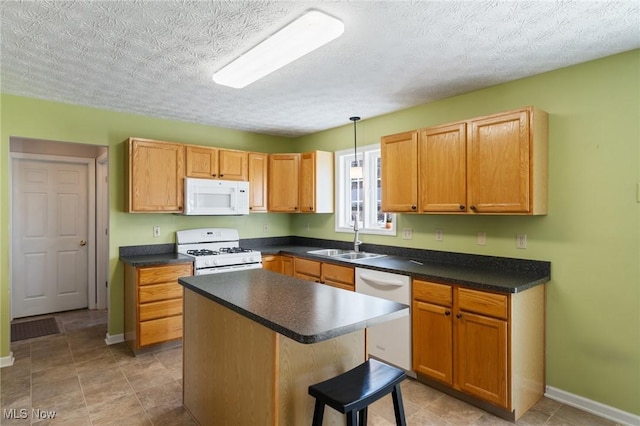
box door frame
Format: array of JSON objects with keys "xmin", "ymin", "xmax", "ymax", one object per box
[
  {"xmin": 9, "ymin": 152, "xmax": 96, "ymax": 320},
  {"xmin": 95, "ymin": 152, "xmax": 109, "ymax": 310}
]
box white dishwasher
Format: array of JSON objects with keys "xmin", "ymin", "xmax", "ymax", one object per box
[{"xmin": 355, "ymin": 267, "xmax": 413, "ymax": 374}]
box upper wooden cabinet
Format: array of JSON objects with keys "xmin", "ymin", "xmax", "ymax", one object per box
[
  {"xmin": 381, "ymin": 107, "xmax": 548, "ymax": 215},
  {"xmin": 268, "ymin": 151, "xmax": 333, "ymax": 213},
  {"xmin": 419, "ymin": 123, "xmax": 467, "ymax": 212},
  {"xmin": 299, "ymin": 151, "xmax": 333, "ymax": 213},
  {"xmin": 185, "ymin": 145, "xmax": 248, "ymax": 181},
  {"xmin": 381, "ymin": 131, "xmax": 419, "ymax": 212},
  {"xmin": 268, "ymin": 153, "xmax": 300, "ymax": 212},
  {"xmin": 125, "ymin": 138, "xmax": 185, "ymax": 213},
  {"xmin": 248, "ymin": 152, "xmax": 268, "ymax": 212}
]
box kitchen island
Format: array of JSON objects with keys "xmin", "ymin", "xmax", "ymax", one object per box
[{"xmin": 178, "ymin": 269, "xmax": 408, "ymax": 426}]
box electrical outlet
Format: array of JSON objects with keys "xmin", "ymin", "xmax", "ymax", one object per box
[
  {"xmin": 263, "ymin": 224, "xmax": 269, "ymax": 233},
  {"xmin": 516, "ymin": 234, "xmax": 527, "ymax": 249},
  {"xmin": 402, "ymin": 228, "xmax": 412, "ymax": 239},
  {"xmin": 477, "ymin": 232, "xmax": 486, "ymax": 246},
  {"xmin": 153, "ymin": 226, "xmax": 160, "ymax": 238},
  {"xmin": 435, "ymin": 229, "xmax": 443, "ymax": 242}
]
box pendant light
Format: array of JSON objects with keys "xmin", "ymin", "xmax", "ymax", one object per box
[{"xmin": 349, "ymin": 116, "xmax": 362, "ymax": 179}]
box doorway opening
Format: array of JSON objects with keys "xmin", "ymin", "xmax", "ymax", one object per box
[{"xmin": 9, "ymin": 137, "xmax": 109, "ymax": 321}]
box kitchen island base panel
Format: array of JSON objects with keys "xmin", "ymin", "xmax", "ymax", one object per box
[{"xmin": 183, "ymin": 288, "xmax": 365, "ymax": 426}]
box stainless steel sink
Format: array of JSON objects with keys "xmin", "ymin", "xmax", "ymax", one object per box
[
  {"xmin": 332, "ymin": 252, "xmax": 386, "ymax": 260},
  {"xmin": 307, "ymin": 248, "xmax": 354, "ymax": 256},
  {"xmin": 307, "ymin": 248, "xmax": 386, "ymax": 261}
]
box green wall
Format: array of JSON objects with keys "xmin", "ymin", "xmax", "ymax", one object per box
[
  {"xmin": 292, "ymin": 50, "xmax": 640, "ymax": 415},
  {"xmin": 1, "ymin": 50, "xmax": 638, "ymax": 416}
]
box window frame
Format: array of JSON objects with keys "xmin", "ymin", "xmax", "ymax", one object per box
[{"xmin": 334, "ymin": 143, "xmax": 396, "ymax": 236}]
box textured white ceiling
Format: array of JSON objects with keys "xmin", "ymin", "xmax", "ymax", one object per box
[{"xmin": 1, "ymin": 1, "xmax": 639, "ymax": 138}]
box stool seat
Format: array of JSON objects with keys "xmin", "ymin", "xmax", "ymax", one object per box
[{"xmin": 308, "ymin": 358, "xmax": 407, "ymax": 426}]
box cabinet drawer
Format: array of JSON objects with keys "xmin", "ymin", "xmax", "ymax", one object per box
[
  {"xmin": 139, "ymin": 316, "xmax": 182, "ymax": 347},
  {"xmin": 138, "ymin": 263, "xmax": 193, "ymax": 285},
  {"xmin": 294, "ymin": 258, "xmax": 321, "ymax": 278},
  {"xmin": 324, "ymin": 280, "xmax": 355, "ymax": 292},
  {"xmin": 322, "ymin": 263, "xmax": 354, "ymax": 285},
  {"xmin": 139, "ymin": 299, "xmax": 183, "ymax": 321},
  {"xmin": 139, "ymin": 283, "xmax": 183, "ymax": 303},
  {"xmin": 458, "ymin": 288, "xmax": 508, "ymax": 320},
  {"xmin": 295, "ymin": 272, "xmax": 321, "ymax": 283},
  {"xmin": 413, "ymin": 280, "xmax": 452, "ymax": 306}
]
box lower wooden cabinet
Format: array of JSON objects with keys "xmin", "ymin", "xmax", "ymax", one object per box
[
  {"xmin": 293, "ymin": 257, "xmax": 354, "ymax": 291},
  {"xmin": 124, "ymin": 262, "xmax": 193, "ymax": 354},
  {"xmin": 412, "ymin": 279, "xmax": 545, "ymax": 421}
]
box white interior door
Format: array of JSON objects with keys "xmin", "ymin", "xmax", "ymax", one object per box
[{"xmin": 11, "ymin": 155, "xmax": 93, "ymax": 318}]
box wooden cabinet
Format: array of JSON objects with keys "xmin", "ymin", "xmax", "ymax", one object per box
[
  {"xmin": 412, "ymin": 281, "xmax": 453, "ymax": 385},
  {"xmin": 262, "ymin": 255, "xmax": 281, "ymax": 273},
  {"xmin": 268, "ymin": 151, "xmax": 333, "ymax": 213},
  {"xmin": 281, "ymin": 255, "xmax": 294, "ymax": 276},
  {"xmin": 125, "ymin": 138, "xmax": 185, "ymax": 213},
  {"xmin": 124, "ymin": 262, "xmax": 192, "ymax": 354},
  {"xmin": 299, "ymin": 151, "xmax": 334, "ymax": 213},
  {"xmin": 248, "ymin": 152, "xmax": 268, "ymax": 212},
  {"xmin": 293, "ymin": 257, "xmax": 354, "ymax": 291},
  {"xmin": 412, "ymin": 279, "xmax": 545, "ymax": 421},
  {"xmin": 419, "ymin": 123, "xmax": 467, "ymax": 212},
  {"xmin": 321, "ymin": 262, "xmax": 355, "ymax": 291},
  {"xmin": 381, "ymin": 131, "xmax": 419, "ymax": 212},
  {"xmin": 382, "ymin": 107, "xmax": 548, "ymax": 215},
  {"xmin": 185, "ymin": 145, "xmax": 248, "ymax": 181},
  {"xmin": 268, "ymin": 153, "xmax": 300, "ymax": 212}
]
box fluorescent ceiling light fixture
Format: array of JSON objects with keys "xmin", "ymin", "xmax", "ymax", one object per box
[{"xmin": 212, "ymin": 10, "xmax": 344, "ymax": 89}]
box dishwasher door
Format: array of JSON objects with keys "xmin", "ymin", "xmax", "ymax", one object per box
[{"xmin": 355, "ymin": 268, "xmax": 412, "ymax": 373}]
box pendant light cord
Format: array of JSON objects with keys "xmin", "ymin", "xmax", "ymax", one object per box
[{"xmin": 349, "ymin": 116, "xmax": 362, "ymax": 250}]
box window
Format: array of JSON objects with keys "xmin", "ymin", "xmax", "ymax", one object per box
[{"xmin": 335, "ymin": 144, "xmax": 396, "ymax": 235}]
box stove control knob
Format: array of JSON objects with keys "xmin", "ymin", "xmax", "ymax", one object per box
[
  {"xmin": 242, "ymin": 257, "xmax": 248, "ymax": 263},
  {"xmin": 205, "ymin": 260, "xmax": 213, "ymax": 266},
  {"xmin": 213, "ymin": 259, "xmax": 219, "ymax": 265}
]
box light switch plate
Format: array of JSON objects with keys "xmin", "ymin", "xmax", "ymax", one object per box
[{"xmin": 402, "ymin": 228, "xmax": 412, "ymax": 239}]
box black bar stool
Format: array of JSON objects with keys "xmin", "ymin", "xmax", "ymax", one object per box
[{"xmin": 308, "ymin": 358, "xmax": 407, "ymax": 426}]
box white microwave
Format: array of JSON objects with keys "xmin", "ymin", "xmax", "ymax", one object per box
[{"xmin": 183, "ymin": 178, "xmax": 250, "ymax": 215}]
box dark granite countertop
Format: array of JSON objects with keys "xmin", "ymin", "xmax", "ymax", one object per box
[
  {"xmin": 255, "ymin": 243, "xmax": 550, "ymax": 294},
  {"xmin": 119, "ymin": 243, "xmax": 193, "ymax": 267},
  {"xmin": 178, "ymin": 269, "xmax": 409, "ymax": 344}
]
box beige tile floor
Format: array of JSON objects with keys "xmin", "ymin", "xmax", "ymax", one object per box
[{"xmin": 1, "ymin": 309, "xmax": 620, "ymax": 425}]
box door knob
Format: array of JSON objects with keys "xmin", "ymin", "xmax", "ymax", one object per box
[{"xmin": 80, "ymin": 240, "xmax": 87, "ymax": 246}]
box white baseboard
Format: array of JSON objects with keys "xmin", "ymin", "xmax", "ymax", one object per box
[
  {"xmin": 104, "ymin": 333, "xmax": 124, "ymax": 345},
  {"xmin": 545, "ymin": 386, "xmax": 640, "ymax": 426},
  {"xmin": 0, "ymin": 352, "xmax": 15, "ymax": 368}
]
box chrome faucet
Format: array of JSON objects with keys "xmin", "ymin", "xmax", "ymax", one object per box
[{"xmin": 353, "ymin": 221, "xmax": 362, "ymax": 252}]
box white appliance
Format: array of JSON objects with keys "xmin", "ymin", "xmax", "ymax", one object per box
[
  {"xmin": 183, "ymin": 178, "xmax": 250, "ymax": 215},
  {"xmin": 176, "ymin": 228, "xmax": 262, "ymax": 275},
  {"xmin": 355, "ymin": 267, "xmax": 413, "ymax": 374}
]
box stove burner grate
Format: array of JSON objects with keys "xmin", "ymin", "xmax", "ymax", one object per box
[{"xmin": 187, "ymin": 249, "xmax": 218, "ymax": 256}]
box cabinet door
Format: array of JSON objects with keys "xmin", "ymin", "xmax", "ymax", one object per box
[
  {"xmin": 322, "ymin": 263, "xmax": 354, "ymax": 291},
  {"xmin": 185, "ymin": 145, "xmax": 218, "ymax": 178},
  {"xmin": 467, "ymin": 109, "xmax": 530, "ymax": 213},
  {"xmin": 127, "ymin": 139, "xmax": 185, "ymax": 212},
  {"xmin": 381, "ymin": 131, "xmax": 418, "ymax": 212},
  {"xmin": 419, "ymin": 123, "xmax": 467, "ymax": 212},
  {"xmin": 456, "ymin": 311, "xmax": 508, "ymax": 408},
  {"xmin": 219, "ymin": 150, "xmax": 248, "ymax": 181},
  {"xmin": 261, "ymin": 255, "xmax": 281, "ymax": 273},
  {"xmin": 268, "ymin": 154, "xmax": 300, "ymax": 212},
  {"xmin": 413, "ymin": 300, "xmax": 453, "ymax": 385},
  {"xmin": 281, "ymin": 256, "xmax": 294, "ymax": 276},
  {"xmin": 299, "ymin": 152, "xmax": 316, "ymax": 212},
  {"xmin": 248, "ymin": 153, "xmax": 268, "ymax": 212}
]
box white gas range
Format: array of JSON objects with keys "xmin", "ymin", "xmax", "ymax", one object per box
[{"xmin": 176, "ymin": 228, "xmax": 262, "ymax": 275}]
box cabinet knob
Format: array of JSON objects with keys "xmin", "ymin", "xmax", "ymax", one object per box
[
  {"xmin": 459, "ymin": 205, "xmax": 465, "ymax": 210},
  {"xmin": 456, "ymin": 313, "xmax": 462, "ymax": 319},
  {"xmin": 294, "ymin": 207, "xmax": 298, "ymax": 210},
  {"xmin": 445, "ymin": 310, "xmax": 451, "ymax": 316},
  {"xmin": 310, "ymin": 207, "xmax": 314, "ymax": 211},
  {"xmin": 212, "ymin": 174, "xmax": 217, "ymax": 177},
  {"xmin": 470, "ymin": 205, "xmax": 477, "ymax": 211},
  {"xmin": 411, "ymin": 205, "xmax": 417, "ymax": 210},
  {"xmin": 220, "ymin": 174, "xmax": 224, "ymax": 177},
  {"xmin": 249, "ymin": 207, "xmax": 253, "ymax": 210}
]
